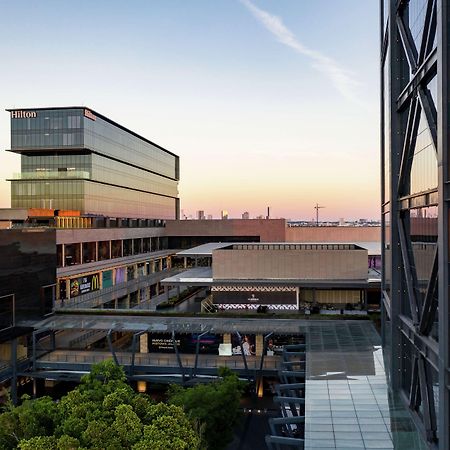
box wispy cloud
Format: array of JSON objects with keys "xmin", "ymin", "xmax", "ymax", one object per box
[{"xmin": 240, "ymin": 0, "xmax": 362, "ymax": 104}]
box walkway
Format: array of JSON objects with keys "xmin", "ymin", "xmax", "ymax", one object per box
[{"xmin": 303, "ymin": 321, "xmax": 427, "ymax": 450}]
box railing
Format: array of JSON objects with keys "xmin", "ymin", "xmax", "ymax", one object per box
[
  {"xmin": 39, "ymin": 352, "xmax": 281, "ymax": 371},
  {"xmin": 12, "ymin": 171, "xmax": 90, "ymax": 180},
  {"xmin": 55, "ymin": 268, "xmax": 183, "ymax": 309}
]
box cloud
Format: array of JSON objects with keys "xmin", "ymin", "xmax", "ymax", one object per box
[{"xmin": 240, "ymin": 0, "xmax": 362, "ymax": 104}]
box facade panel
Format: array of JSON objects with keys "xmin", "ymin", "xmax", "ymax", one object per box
[{"xmin": 381, "ymin": 1, "xmax": 448, "ymax": 446}]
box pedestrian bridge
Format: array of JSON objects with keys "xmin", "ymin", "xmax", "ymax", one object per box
[{"xmin": 27, "ymin": 349, "xmax": 286, "ymax": 383}]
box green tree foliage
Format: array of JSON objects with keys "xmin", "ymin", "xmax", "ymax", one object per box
[
  {"xmin": 1, "ymin": 360, "xmax": 200, "ymax": 450},
  {"xmin": 169, "ymin": 367, "xmax": 245, "ymax": 450}
]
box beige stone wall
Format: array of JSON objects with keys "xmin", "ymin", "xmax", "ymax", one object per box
[
  {"xmin": 285, "ymin": 226, "xmax": 380, "ymax": 243},
  {"xmin": 212, "ymin": 248, "xmax": 368, "ymax": 280},
  {"xmin": 164, "ymin": 219, "xmax": 287, "ymax": 242}
]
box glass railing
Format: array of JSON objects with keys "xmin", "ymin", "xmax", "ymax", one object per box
[{"xmin": 12, "ymin": 171, "xmax": 90, "ymax": 180}]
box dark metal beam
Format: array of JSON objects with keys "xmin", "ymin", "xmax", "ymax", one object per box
[
  {"xmin": 418, "ymin": 356, "xmax": 437, "ymax": 441},
  {"xmin": 396, "ymin": 14, "xmax": 418, "ymax": 71},
  {"xmin": 193, "ymin": 331, "xmax": 208, "ymax": 378},
  {"xmin": 409, "ymin": 355, "xmax": 420, "ymax": 410},
  {"xmin": 397, "ymin": 48, "xmax": 437, "ymax": 110},
  {"xmin": 235, "ymin": 331, "xmax": 250, "ymax": 381},
  {"xmin": 106, "ymin": 329, "xmax": 119, "ymax": 366},
  {"xmin": 172, "ymin": 330, "xmax": 185, "ymax": 384},
  {"xmin": 419, "ymin": 246, "xmax": 439, "ymax": 335},
  {"xmin": 398, "ymin": 314, "xmax": 439, "ymax": 371},
  {"xmin": 11, "ymin": 339, "xmax": 17, "ymax": 406},
  {"xmin": 397, "ymin": 214, "xmax": 420, "ymax": 323}
]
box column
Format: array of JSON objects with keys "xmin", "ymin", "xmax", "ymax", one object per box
[{"xmin": 138, "ymin": 334, "xmax": 148, "ymax": 392}]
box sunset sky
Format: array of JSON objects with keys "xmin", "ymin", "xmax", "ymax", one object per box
[{"xmin": 0, "ymin": 0, "xmax": 379, "ymax": 221}]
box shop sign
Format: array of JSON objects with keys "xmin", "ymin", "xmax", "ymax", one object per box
[{"xmin": 70, "ymin": 273, "xmax": 100, "ymax": 297}]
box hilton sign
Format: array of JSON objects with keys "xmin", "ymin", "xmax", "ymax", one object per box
[
  {"xmin": 84, "ymin": 109, "xmax": 96, "ymax": 121},
  {"xmin": 10, "ymin": 110, "xmax": 37, "ymax": 119}
]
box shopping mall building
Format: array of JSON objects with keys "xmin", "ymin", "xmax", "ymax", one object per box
[{"xmin": 0, "ymin": 106, "xmax": 381, "ymax": 412}]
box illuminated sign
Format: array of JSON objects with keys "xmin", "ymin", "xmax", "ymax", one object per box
[
  {"xmin": 84, "ymin": 109, "xmax": 96, "ymax": 121},
  {"xmin": 70, "ymin": 273, "xmax": 100, "ymax": 297},
  {"xmin": 11, "ymin": 110, "xmax": 37, "ymax": 119}
]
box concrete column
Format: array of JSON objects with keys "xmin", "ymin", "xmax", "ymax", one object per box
[
  {"xmin": 184, "ymin": 257, "xmax": 187, "ymax": 269},
  {"xmin": 79, "ymin": 243, "xmax": 83, "ymax": 265},
  {"xmin": 65, "ymin": 279, "xmax": 70, "ymax": 301},
  {"xmin": 109, "ymin": 240, "xmax": 112, "ymax": 259},
  {"xmin": 138, "ymin": 334, "xmax": 148, "ymax": 392},
  {"xmin": 61, "ymin": 244, "xmax": 65, "ymax": 268},
  {"xmin": 95, "ymin": 241, "xmax": 98, "ymax": 262},
  {"xmin": 159, "ymin": 259, "xmax": 163, "ymax": 272},
  {"xmin": 140, "ymin": 333, "xmax": 148, "ymax": 352},
  {"xmin": 255, "ymin": 335, "xmax": 264, "ymax": 356}
]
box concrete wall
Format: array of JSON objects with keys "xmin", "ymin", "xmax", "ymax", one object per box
[
  {"xmin": 212, "ymin": 248, "xmax": 368, "ymax": 280},
  {"xmin": 165, "ymin": 219, "xmax": 287, "ymax": 242},
  {"xmin": 285, "ymin": 226, "xmax": 381, "ymax": 242},
  {"xmin": 57, "ymin": 227, "xmax": 166, "ymax": 244}
]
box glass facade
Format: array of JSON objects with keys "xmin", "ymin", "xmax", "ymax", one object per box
[
  {"xmin": 382, "ymin": 1, "xmax": 444, "ymax": 446},
  {"xmin": 9, "ymin": 107, "xmax": 179, "ymax": 219}
]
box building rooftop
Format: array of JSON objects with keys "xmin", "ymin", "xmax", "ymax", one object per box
[
  {"xmin": 176, "ymin": 241, "xmax": 381, "ymax": 258},
  {"xmin": 6, "ymin": 106, "xmax": 178, "ymax": 158}
]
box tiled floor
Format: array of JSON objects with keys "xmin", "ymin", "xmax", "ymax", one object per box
[{"xmin": 302, "ymin": 321, "xmax": 428, "ymax": 450}]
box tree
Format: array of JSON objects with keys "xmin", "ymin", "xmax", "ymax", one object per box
[
  {"xmin": 0, "ymin": 395, "xmax": 60, "ymax": 448},
  {"xmin": 132, "ymin": 404, "xmax": 200, "ymax": 450},
  {"xmin": 169, "ymin": 368, "xmax": 245, "ymax": 450},
  {"xmin": 0, "ymin": 360, "xmax": 201, "ymax": 449}
]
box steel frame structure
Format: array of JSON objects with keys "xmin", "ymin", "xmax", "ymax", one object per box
[{"xmin": 381, "ymin": 0, "xmax": 450, "ymax": 447}]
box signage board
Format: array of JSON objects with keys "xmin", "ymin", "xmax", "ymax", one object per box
[
  {"xmin": 70, "ymin": 273, "xmax": 100, "ymax": 298},
  {"xmin": 11, "ymin": 110, "xmax": 37, "ymax": 119}
]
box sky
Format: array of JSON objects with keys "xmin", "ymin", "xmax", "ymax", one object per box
[{"xmin": 0, "ymin": 0, "xmax": 380, "ymax": 221}]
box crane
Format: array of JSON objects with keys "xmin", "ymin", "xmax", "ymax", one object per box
[{"xmin": 314, "ymin": 203, "xmax": 325, "ymax": 226}]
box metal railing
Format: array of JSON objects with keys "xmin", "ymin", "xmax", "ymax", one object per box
[
  {"xmin": 39, "ymin": 352, "xmax": 281, "ymax": 371},
  {"xmin": 12, "ymin": 171, "xmax": 90, "ymax": 180},
  {"xmin": 55, "ymin": 268, "xmax": 183, "ymax": 309}
]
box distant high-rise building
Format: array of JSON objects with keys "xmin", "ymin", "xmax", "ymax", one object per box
[
  {"xmin": 197, "ymin": 210, "xmax": 205, "ymax": 220},
  {"xmin": 242, "ymin": 211, "xmax": 250, "ymax": 220},
  {"xmin": 339, "ymin": 218, "xmax": 345, "ymax": 226},
  {"xmin": 207, "ymin": 214, "xmax": 213, "ymax": 220},
  {"xmin": 381, "ymin": 1, "xmax": 449, "ymax": 447},
  {"xmin": 221, "ymin": 210, "xmax": 228, "ymax": 220}
]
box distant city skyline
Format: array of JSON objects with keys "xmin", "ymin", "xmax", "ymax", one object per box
[{"xmin": 0, "ymin": 1, "xmax": 379, "ymax": 219}]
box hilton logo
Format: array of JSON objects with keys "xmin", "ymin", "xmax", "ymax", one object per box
[
  {"xmin": 84, "ymin": 109, "xmax": 96, "ymax": 121},
  {"xmin": 11, "ymin": 110, "xmax": 37, "ymax": 119}
]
